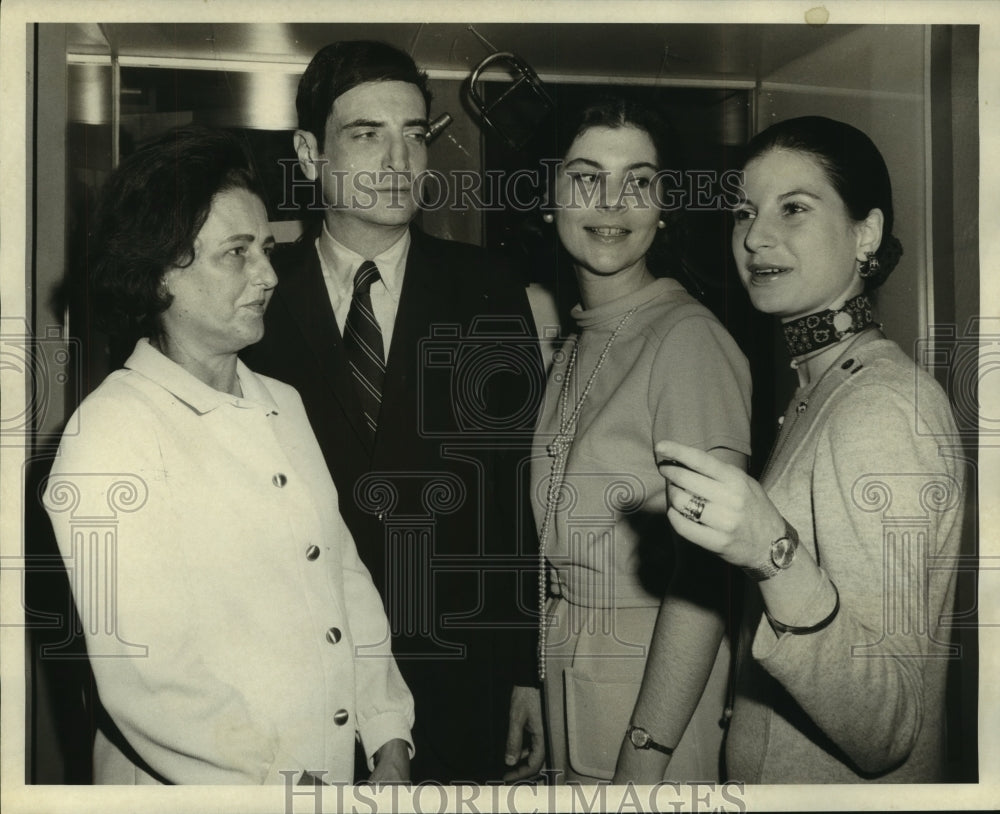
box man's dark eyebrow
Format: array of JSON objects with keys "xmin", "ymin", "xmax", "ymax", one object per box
[
  {"xmin": 340, "ymin": 118, "xmax": 384, "ymax": 131},
  {"xmin": 339, "ymin": 118, "xmax": 430, "ymax": 131}
]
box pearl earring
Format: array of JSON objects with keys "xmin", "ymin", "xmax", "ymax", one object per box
[
  {"xmin": 542, "ymin": 212, "xmax": 554, "ymax": 224},
  {"xmin": 657, "ymin": 220, "xmax": 665, "ymax": 230}
]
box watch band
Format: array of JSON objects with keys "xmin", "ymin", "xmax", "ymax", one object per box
[
  {"xmin": 742, "ymin": 519, "xmax": 799, "ymax": 582},
  {"xmin": 626, "ymin": 725, "xmax": 675, "ymax": 756},
  {"xmin": 742, "ymin": 555, "xmax": 781, "ymax": 582}
]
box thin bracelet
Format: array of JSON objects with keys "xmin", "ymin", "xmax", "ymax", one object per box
[{"xmin": 765, "ymin": 581, "xmax": 840, "ymax": 635}]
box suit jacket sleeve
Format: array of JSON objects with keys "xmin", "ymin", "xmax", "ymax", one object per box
[{"xmin": 482, "ymin": 253, "xmax": 546, "ymax": 688}]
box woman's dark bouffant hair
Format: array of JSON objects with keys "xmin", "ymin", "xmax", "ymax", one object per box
[
  {"xmin": 89, "ymin": 126, "xmax": 261, "ymax": 337},
  {"xmin": 557, "ymin": 94, "xmax": 679, "ymax": 172},
  {"xmin": 554, "ymin": 95, "xmax": 688, "ymax": 280},
  {"xmin": 742, "ymin": 116, "xmax": 903, "ymax": 291}
]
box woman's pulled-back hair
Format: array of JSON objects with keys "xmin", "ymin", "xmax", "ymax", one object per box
[{"xmin": 742, "ymin": 115, "xmax": 903, "ymax": 290}]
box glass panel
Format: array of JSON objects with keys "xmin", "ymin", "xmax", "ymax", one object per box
[{"xmin": 118, "ymin": 68, "xmax": 303, "ymax": 223}]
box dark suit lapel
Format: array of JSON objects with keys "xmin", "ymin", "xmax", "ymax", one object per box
[
  {"xmin": 275, "ymin": 241, "xmax": 374, "ymax": 455},
  {"xmin": 375, "ymin": 229, "xmax": 439, "ymax": 456}
]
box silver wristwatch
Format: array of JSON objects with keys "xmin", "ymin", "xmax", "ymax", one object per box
[{"xmin": 743, "ymin": 520, "xmax": 799, "ymax": 582}]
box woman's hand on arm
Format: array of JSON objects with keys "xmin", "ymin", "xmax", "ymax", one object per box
[
  {"xmin": 656, "ymin": 440, "xmax": 784, "ymax": 570},
  {"xmin": 655, "ymin": 440, "xmax": 830, "ymax": 629}
]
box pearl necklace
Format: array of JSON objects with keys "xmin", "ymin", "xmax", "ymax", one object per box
[{"xmin": 537, "ymin": 306, "xmax": 638, "ymax": 681}]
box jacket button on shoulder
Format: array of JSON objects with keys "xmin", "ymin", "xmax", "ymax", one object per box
[
  {"xmin": 272, "ymin": 473, "xmax": 288, "ymax": 488},
  {"xmin": 325, "ymin": 627, "xmax": 342, "ymax": 644},
  {"xmin": 306, "ymin": 545, "xmax": 321, "ymax": 561},
  {"xmin": 333, "ymin": 709, "xmax": 350, "ymax": 726}
]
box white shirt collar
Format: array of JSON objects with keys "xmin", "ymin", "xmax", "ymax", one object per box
[{"xmin": 316, "ymin": 223, "xmax": 409, "ymax": 297}]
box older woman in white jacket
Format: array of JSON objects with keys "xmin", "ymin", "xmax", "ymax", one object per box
[{"xmin": 44, "ymin": 126, "xmax": 413, "ymax": 785}]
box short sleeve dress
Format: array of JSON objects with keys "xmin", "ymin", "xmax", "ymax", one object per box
[{"xmin": 531, "ymin": 278, "xmax": 752, "ymax": 782}]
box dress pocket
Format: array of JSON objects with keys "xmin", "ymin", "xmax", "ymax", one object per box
[{"xmin": 563, "ymin": 665, "xmax": 642, "ymax": 781}]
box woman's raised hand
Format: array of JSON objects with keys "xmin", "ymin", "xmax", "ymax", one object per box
[{"xmin": 655, "ymin": 439, "xmax": 786, "ymax": 571}]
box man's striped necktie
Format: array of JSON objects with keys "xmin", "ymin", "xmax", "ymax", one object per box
[{"xmin": 343, "ymin": 260, "xmax": 385, "ymax": 437}]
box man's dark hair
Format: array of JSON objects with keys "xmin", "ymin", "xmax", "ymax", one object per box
[{"xmin": 296, "ymin": 40, "xmax": 432, "ymax": 145}]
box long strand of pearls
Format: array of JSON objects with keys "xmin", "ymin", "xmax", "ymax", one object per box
[{"xmin": 537, "ymin": 306, "xmax": 638, "ymax": 681}]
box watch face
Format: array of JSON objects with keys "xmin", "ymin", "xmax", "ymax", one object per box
[
  {"xmin": 771, "ymin": 537, "xmax": 795, "ymax": 569},
  {"xmin": 629, "ymin": 727, "xmax": 650, "ymax": 748}
]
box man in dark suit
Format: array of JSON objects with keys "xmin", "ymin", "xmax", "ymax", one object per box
[{"xmin": 243, "ymin": 41, "xmax": 545, "ymax": 784}]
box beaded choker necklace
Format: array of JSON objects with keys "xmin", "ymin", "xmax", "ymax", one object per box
[{"xmin": 782, "ymin": 293, "xmax": 875, "ymax": 357}]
